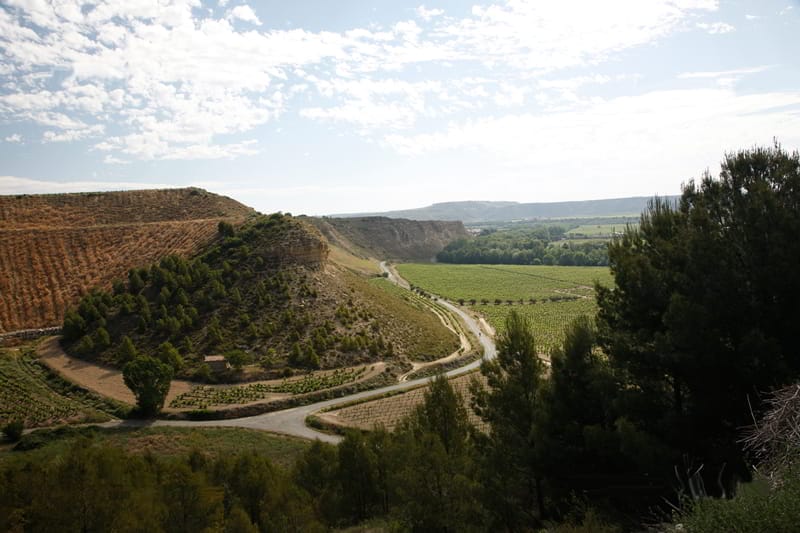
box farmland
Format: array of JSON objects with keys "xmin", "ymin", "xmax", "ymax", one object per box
[
  {"xmin": 396, "ymin": 263, "xmax": 613, "ymax": 353},
  {"xmin": 0, "ymin": 347, "xmax": 118, "ymax": 428},
  {"xmin": 321, "ymin": 372, "xmax": 487, "ymax": 432},
  {"xmin": 170, "ymin": 366, "xmax": 370, "ymax": 409},
  {"xmin": 0, "ymin": 188, "xmax": 252, "ymax": 332}
]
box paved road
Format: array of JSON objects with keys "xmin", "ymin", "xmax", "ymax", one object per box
[{"xmin": 98, "ymin": 263, "xmax": 496, "ymax": 444}]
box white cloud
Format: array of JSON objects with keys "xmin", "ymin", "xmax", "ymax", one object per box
[
  {"xmin": 0, "ymin": 176, "xmax": 176, "ymax": 195},
  {"xmin": 227, "ymin": 5, "xmax": 262, "ymax": 26},
  {"xmin": 779, "ymin": 5, "xmax": 794, "ymax": 16},
  {"xmin": 384, "ymin": 88, "xmax": 800, "ymax": 199},
  {"xmin": 4, "ymin": 134, "xmax": 22, "ymax": 143},
  {"xmin": 745, "ymin": 14, "xmax": 761, "ymax": 20},
  {"xmin": 697, "ymin": 21, "xmax": 735, "ymax": 34},
  {"xmin": 0, "ymin": 0, "xmax": 727, "ymax": 161},
  {"xmin": 416, "ymin": 5, "xmax": 444, "ymax": 22}
]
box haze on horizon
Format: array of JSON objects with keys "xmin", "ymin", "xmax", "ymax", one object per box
[{"xmin": 1, "ymin": 0, "xmax": 799, "ymax": 216}]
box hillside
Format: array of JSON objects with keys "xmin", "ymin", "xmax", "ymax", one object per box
[
  {"xmin": 61, "ymin": 213, "xmax": 459, "ymax": 381},
  {"xmin": 310, "ymin": 216, "xmax": 469, "ymax": 262},
  {"xmin": 333, "ymin": 196, "xmax": 679, "ymax": 223},
  {"xmin": 0, "ymin": 188, "xmax": 254, "ymax": 333}
]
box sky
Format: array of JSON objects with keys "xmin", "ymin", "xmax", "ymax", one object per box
[{"xmin": 0, "ymin": 0, "xmax": 798, "ymax": 216}]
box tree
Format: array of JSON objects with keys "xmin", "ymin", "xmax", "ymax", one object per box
[
  {"xmin": 596, "ymin": 142, "xmax": 800, "ymax": 490},
  {"xmin": 117, "ymin": 335, "xmax": 138, "ymax": 364},
  {"xmin": 158, "ymin": 341, "xmax": 184, "ymax": 371},
  {"xmin": 471, "ymin": 310, "xmax": 548, "ymax": 529},
  {"xmin": 393, "ymin": 374, "xmax": 484, "ymax": 531},
  {"xmin": 123, "ymin": 356, "xmax": 174, "ymax": 416}
]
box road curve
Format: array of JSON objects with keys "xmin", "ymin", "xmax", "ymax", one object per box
[{"xmin": 98, "ymin": 262, "xmax": 496, "ymax": 444}]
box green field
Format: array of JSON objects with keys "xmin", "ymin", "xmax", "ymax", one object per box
[
  {"xmin": 566, "ymin": 223, "xmax": 634, "ymax": 237},
  {"xmin": 396, "ymin": 264, "xmax": 614, "ymax": 354},
  {"xmin": 0, "ymin": 348, "xmax": 118, "ymax": 428},
  {"xmin": 396, "ymin": 264, "xmax": 612, "ymax": 301},
  {"xmin": 1, "ymin": 426, "xmax": 310, "ymax": 469}
]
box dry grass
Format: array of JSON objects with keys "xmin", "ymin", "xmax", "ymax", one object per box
[{"xmin": 0, "ymin": 188, "xmax": 252, "ymax": 332}]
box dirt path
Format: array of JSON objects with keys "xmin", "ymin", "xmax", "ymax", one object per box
[{"xmin": 37, "ymin": 337, "xmax": 193, "ymax": 406}]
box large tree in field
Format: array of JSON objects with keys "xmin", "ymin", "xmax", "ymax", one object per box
[
  {"xmin": 596, "ymin": 143, "xmax": 800, "ymax": 483},
  {"xmin": 123, "ymin": 356, "xmax": 174, "ymax": 416}
]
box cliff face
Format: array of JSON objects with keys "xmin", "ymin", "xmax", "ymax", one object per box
[
  {"xmin": 310, "ymin": 216, "xmax": 469, "ymax": 262},
  {"xmin": 259, "ymin": 219, "xmax": 329, "ymax": 266}
]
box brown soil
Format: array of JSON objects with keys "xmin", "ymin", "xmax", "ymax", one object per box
[
  {"xmin": 37, "ymin": 337, "xmax": 193, "ymax": 406},
  {"xmin": 0, "ymin": 188, "xmax": 252, "ymax": 332}
]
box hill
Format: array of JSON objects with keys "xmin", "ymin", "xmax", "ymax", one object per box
[
  {"xmin": 61, "ymin": 213, "xmax": 459, "ymax": 381},
  {"xmin": 309, "ymin": 216, "xmax": 469, "ymax": 262},
  {"xmin": 333, "ymin": 196, "xmax": 679, "ymax": 223},
  {"xmin": 0, "ymin": 188, "xmax": 254, "ymax": 333}
]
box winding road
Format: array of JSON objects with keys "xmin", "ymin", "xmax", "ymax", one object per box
[{"xmin": 97, "ymin": 262, "xmax": 497, "ymax": 443}]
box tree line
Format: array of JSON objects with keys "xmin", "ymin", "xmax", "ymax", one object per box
[{"xmin": 437, "ymin": 229, "xmax": 609, "ymax": 266}]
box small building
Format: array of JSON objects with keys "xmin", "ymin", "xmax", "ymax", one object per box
[{"xmin": 204, "ymin": 355, "xmax": 229, "ymax": 373}]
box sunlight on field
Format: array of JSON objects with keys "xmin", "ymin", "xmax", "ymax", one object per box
[{"xmin": 397, "ymin": 263, "xmax": 614, "ymax": 353}]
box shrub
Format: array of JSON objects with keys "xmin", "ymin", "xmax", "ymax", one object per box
[{"xmin": 3, "ymin": 420, "xmax": 24, "ymax": 442}]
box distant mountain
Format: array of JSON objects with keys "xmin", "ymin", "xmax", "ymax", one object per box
[{"xmin": 333, "ymin": 197, "xmax": 678, "ymax": 223}]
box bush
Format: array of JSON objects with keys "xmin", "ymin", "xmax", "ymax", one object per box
[{"xmin": 3, "ymin": 420, "xmax": 24, "ymax": 442}]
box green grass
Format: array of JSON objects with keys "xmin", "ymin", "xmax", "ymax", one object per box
[
  {"xmin": 396, "ymin": 263, "xmax": 612, "ymax": 302},
  {"xmin": 0, "ymin": 348, "xmax": 116, "ymax": 428},
  {"xmin": 476, "ymin": 299, "xmax": 598, "ymax": 353},
  {"xmin": 1, "ymin": 425, "xmax": 310, "ymax": 469},
  {"xmin": 566, "ymin": 223, "xmax": 634, "ymax": 237},
  {"xmin": 357, "ymin": 276, "xmax": 460, "ymax": 360},
  {"xmin": 396, "ymin": 264, "xmax": 614, "ymax": 354}
]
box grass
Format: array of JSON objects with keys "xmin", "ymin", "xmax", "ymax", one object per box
[
  {"xmin": 328, "ymin": 244, "xmax": 381, "ymax": 275},
  {"xmin": 396, "ymin": 263, "xmax": 614, "ymax": 354},
  {"xmin": 1, "ymin": 425, "xmax": 310, "ymax": 469},
  {"xmin": 566, "ymin": 223, "xmax": 635, "ymax": 237},
  {"xmin": 476, "ymin": 299, "xmax": 599, "ymax": 353},
  {"xmin": 0, "ymin": 347, "xmax": 119, "ymax": 428},
  {"xmin": 396, "ymin": 263, "xmax": 612, "ymax": 302},
  {"xmin": 353, "ymin": 275, "xmax": 460, "ymax": 361}
]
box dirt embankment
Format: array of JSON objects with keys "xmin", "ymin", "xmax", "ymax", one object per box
[{"xmin": 309, "ymin": 216, "xmax": 469, "ymax": 262}]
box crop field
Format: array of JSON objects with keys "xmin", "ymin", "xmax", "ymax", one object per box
[
  {"xmin": 396, "ymin": 263, "xmax": 613, "ymax": 353},
  {"xmin": 566, "ymin": 223, "xmax": 633, "ymax": 237},
  {"xmin": 327, "ymin": 373, "xmax": 487, "ymax": 432},
  {"xmin": 396, "ymin": 263, "xmax": 612, "ymax": 302},
  {"xmin": 170, "ymin": 366, "xmax": 369, "ymax": 409},
  {"xmin": 475, "ymin": 299, "xmax": 598, "ymax": 352},
  {"xmin": 0, "ymin": 349, "xmax": 114, "ymax": 427},
  {"xmin": 0, "ymin": 188, "xmax": 251, "ymax": 332}
]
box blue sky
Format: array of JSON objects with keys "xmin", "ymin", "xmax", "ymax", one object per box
[{"xmin": 1, "ymin": 0, "xmax": 798, "ymax": 215}]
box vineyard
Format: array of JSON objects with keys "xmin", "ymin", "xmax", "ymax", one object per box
[
  {"xmin": 170, "ymin": 366, "xmax": 370, "ymax": 409},
  {"xmin": 397, "ymin": 263, "xmax": 613, "ymax": 354},
  {"xmin": 0, "ymin": 349, "xmax": 113, "ymax": 427},
  {"xmin": 475, "ymin": 299, "xmax": 598, "ymax": 353},
  {"xmin": 324, "ymin": 373, "xmax": 487, "ymax": 432},
  {"xmin": 396, "ymin": 263, "xmax": 612, "ymax": 302},
  {"xmin": 0, "ymin": 188, "xmax": 252, "ymax": 332}
]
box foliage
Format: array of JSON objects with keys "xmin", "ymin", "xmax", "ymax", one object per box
[
  {"xmin": 596, "ymin": 142, "xmax": 800, "ymax": 490},
  {"xmin": 438, "ymin": 227, "xmax": 609, "ymax": 266},
  {"xmin": 471, "ymin": 310, "xmax": 549, "ymax": 529},
  {"xmin": 122, "ymin": 356, "xmax": 174, "ymax": 416},
  {"xmin": 61, "ymin": 214, "xmax": 458, "ymax": 379},
  {"xmin": 0, "ymin": 349, "xmax": 117, "ymax": 427},
  {"xmin": 3, "ymin": 419, "xmax": 23, "ymax": 442}
]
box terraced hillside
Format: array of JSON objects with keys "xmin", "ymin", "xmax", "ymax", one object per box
[
  {"xmin": 0, "ymin": 188, "xmax": 253, "ymax": 332},
  {"xmin": 62, "ymin": 213, "xmax": 459, "ymax": 381}
]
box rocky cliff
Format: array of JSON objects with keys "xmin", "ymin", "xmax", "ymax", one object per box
[{"xmin": 310, "ymin": 216, "xmax": 469, "ymax": 262}]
